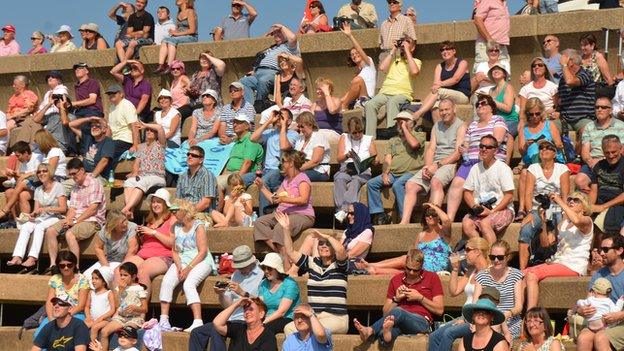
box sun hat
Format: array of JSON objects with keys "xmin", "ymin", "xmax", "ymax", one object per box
[
  {"xmin": 592, "ymin": 277, "xmax": 613, "ymax": 295},
  {"xmin": 201, "ymin": 88, "xmax": 219, "ymax": 101},
  {"xmin": 487, "ymin": 62, "xmax": 510, "ymax": 82},
  {"xmin": 479, "ymin": 286, "xmax": 501, "ymax": 304},
  {"xmin": 79, "ymin": 23, "xmax": 100, "ymax": 35},
  {"xmin": 232, "ymin": 245, "xmax": 257, "ymax": 269},
  {"xmin": 462, "ymin": 298, "xmax": 506, "ymax": 325},
  {"xmin": 394, "ymin": 111, "xmax": 414, "ymax": 121},
  {"xmin": 233, "ymin": 114, "xmax": 251, "ymax": 124},
  {"xmin": 157, "ymin": 89, "xmax": 173, "ymax": 99},
  {"xmin": 259, "ymin": 253, "xmax": 285, "ymax": 274},
  {"xmin": 537, "ymin": 139, "xmax": 556, "ymax": 149},
  {"xmin": 95, "ymin": 268, "xmax": 114, "ymax": 289},
  {"xmin": 31, "ymin": 31, "xmax": 44, "ymax": 40},
  {"xmin": 55, "ymin": 25, "xmax": 73, "ymax": 38},
  {"xmin": 229, "ymin": 82, "xmax": 244, "ymax": 90},
  {"xmin": 146, "ymin": 188, "xmax": 172, "ymax": 208}
]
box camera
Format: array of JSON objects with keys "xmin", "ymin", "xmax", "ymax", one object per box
[
  {"xmin": 52, "ymin": 94, "xmax": 64, "ymax": 102},
  {"xmin": 535, "ymin": 194, "xmax": 551, "ymax": 210},
  {"xmin": 395, "ymin": 38, "xmax": 406, "ymax": 49},
  {"xmin": 333, "ymin": 16, "xmax": 354, "ymax": 31},
  {"xmin": 214, "ymin": 281, "xmax": 229, "ymax": 289},
  {"xmin": 470, "ymin": 197, "xmax": 497, "ymax": 216}
]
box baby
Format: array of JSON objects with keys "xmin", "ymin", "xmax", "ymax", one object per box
[{"xmin": 574, "ymin": 278, "xmax": 624, "ymax": 331}]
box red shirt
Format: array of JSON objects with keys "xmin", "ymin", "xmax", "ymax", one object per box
[
  {"xmin": 137, "ymin": 216, "xmax": 175, "ymax": 259},
  {"xmin": 386, "ymin": 271, "xmax": 443, "ymax": 323}
]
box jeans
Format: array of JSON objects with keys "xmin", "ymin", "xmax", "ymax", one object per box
[
  {"xmin": 371, "ymin": 307, "xmax": 430, "ymax": 346},
  {"xmin": 240, "ymin": 68, "xmax": 278, "ymax": 105},
  {"xmin": 367, "ymin": 173, "xmax": 412, "ymax": 217},
  {"xmin": 539, "ymin": 0, "xmax": 558, "ymax": 13},
  {"xmin": 519, "ymin": 210, "xmax": 563, "ymax": 244},
  {"xmin": 304, "ymin": 169, "xmax": 330, "ymax": 182},
  {"xmin": 242, "ymin": 169, "xmax": 283, "ymax": 215},
  {"xmin": 427, "ymin": 319, "xmax": 471, "ymax": 351},
  {"xmin": 189, "ymin": 321, "xmax": 243, "ymax": 351}
]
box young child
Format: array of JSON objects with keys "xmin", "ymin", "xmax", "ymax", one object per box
[
  {"xmin": 89, "ymin": 326, "xmax": 139, "ymax": 351},
  {"xmin": 98, "ymin": 262, "xmax": 148, "ymax": 351},
  {"xmin": 211, "ymin": 173, "xmax": 254, "ymax": 228},
  {"xmin": 574, "ymin": 278, "xmax": 624, "ymax": 331},
  {"xmin": 85, "ymin": 269, "xmax": 115, "ymax": 342}
]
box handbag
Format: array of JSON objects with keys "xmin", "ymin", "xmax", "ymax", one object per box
[{"xmin": 218, "ymin": 254, "xmax": 234, "ymax": 275}]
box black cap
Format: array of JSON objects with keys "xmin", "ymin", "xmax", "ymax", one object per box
[
  {"xmin": 116, "ymin": 326, "xmax": 138, "ymax": 339},
  {"xmin": 45, "ymin": 70, "xmax": 63, "ymax": 81},
  {"xmin": 73, "ymin": 62, "xmax": 88, "ymax": 70}
]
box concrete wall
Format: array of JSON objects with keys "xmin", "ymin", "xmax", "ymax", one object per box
[{"xmin": 0, "ymin": 8, "xmax": 622, "ymax": 112}]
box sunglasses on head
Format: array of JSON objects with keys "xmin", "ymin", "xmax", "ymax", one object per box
[
  {"xmin": 599, "ymin": 246, "xmax": 614, "ymax": 253},
  {"xmin": 489, "ymin": 254, "xmax": 506, "ymax": 261}
]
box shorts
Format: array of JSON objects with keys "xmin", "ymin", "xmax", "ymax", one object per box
[
  {"xmin": 505, "ymin": 119, "xmax": 519, "ymax": 138},
  {"xmin": 563, "ymin": 118, "xmax": 593, "ymax": 133},
  {"xmin": 162, "ymin": 35, "xmax": 198, "ymax": 46},
  {"xmin": 605, "ymin": 322, "xmax": 624, "ymax": 350},
  {"xmin": 455, "ymin": 160, "xmax": 479, "ymax": 179},
  {"xmin": 118, "ymin": 37, "xmax": 154, "ymax": 48},
  {"xmin": 112, "ymin": 313, "xmax": 144, "ymax": 328},
  {"xmin": 434, "ymin": 88, "xmax": 469, "ymax": 107},
  {"xmin": 522, "ymin": 262, "xmax": 580, "ymax": 281},
  {"xmin": 123, "ymin": 175, "xmax": 165, "ymax": 193},
  {"xmin": 466, "ymin": 208, "xmax": 514, "ymax": 236},
  {"xmin": 50, "ymin": 221, "xmax": 101, "ymax": 240},
  {"xmin": 408, "ymin": 164, "xmax": 457, "ymax": 192}
]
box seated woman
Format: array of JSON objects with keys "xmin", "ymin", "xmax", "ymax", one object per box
[
  {"xmin": 83, "ymin": 210, "xmax": 138, "ymax": 287},
  {"xmin": 518, "ymin": 58, "xmax": 559, "ymax": 125},
  {"xmin": 7, "ymin": 163, "xmax": 67, "ymax": 273},
  {"xmin": 120, "ymin": 123, "xmax": 166, "ymax": 219},
  {"xmin": 34, "ymin": 251, "xmax": 89, "ymax": 338},
  {"xmin": 333, "ymin": 116, "xmax": 377, "ymax": 215},
  {"xmin": 523, "ymin": 192, "xmax": 594, "ymax": 310},
  {"xmin": 213, "ymin": 297, "xmax": 277, "ymax": 351},
  {"xmin": 154, "ymin": 89, "xmax": 182, "ymax": 148},
  {"xmin": 461, "ymin": 298, "xmax": 509, "ymax": 351},
  {"xmin": 168, "ymin": 60, "xmax": 194, "ymax": 120},
  {"xmin": 412, "ymin": 41, "xmax": 470, "ymax": 123},
  {"xmin": 339, "ymin": 22, "xmax": 376, "ymax": 110},
  {"xmin": 518, "ymin": 140, "xmax": 569, "ymax": 270},
  {"xmin": 187, "ymin": 51, "xmax": 225, "ymax": 108},
  {"xmin": 293, "ymin": 112, "xmax": 331, "ymax": 182},
  {"xmin": 258, "ymin": 253, "xmax": 301, "ymax": 334},
  {"xmin": 427, "ymin": 237, "xmax": 491, "ymax": 351},
  {"xmin": 188, "ymin": 89, "xmax": 221, "ymax": 146},
  {"xmin": 471, "ymin": 41, "xmax": 510, "ymax": 96},
  {"xmin": 154, "ymin": 0, "xmax": 198, "ymax": 75},
  {"xmin": 122, "ymin": 188, "xmax": 176, "ymax": 294},
  {"xmin": 253, "ymin": 150, "xmax": 315, "ymax": 259},
  {"xmin": 579, "ymin": 33, "xmax": 615, "ymax": 91},
  {"xmin": 515, "ymin": 98, "xmax": 564, "ymax": 221},
  {"xmin": 298, "ymin": 1, "xmax": 330, "ymax": 34},
  {"xmin": 358, "ymin": 203, "xmax": 451, "ymax": 275},
  {"xmin": 488, "ymin": 64, "xmax": 519, "ymax": 138},
  {"xmin": 159, "ymin": 199, "xmax": 215, "ymax": 333},
  {"xmin": 518, "ymin": 307, "xmax": 564, "ymax": 351},
  {"xmin": 79, "ymin": 23, "xmax": 109, "ymax": 50},
  {"xmin": 311, "ymin": 77, "xmax": 343, "ymax": 143}
]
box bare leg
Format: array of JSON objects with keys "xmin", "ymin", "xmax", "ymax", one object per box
[
  {"xmin": 575, "ymin": 329, "xmax": 596, "ymax": 351},
  {"xmin": 382, "ymin": 315, "xmax": 395, "ymax": 344},
  {"xmin": 167, "ymin": 44, "xmax": 177, "ymax": 65},
  {"xmin": 479, "ymin": 217, "xmax": 497, "ymax": 244},
  {"xmin": 400, "ymin": 181, "xmax": 422, "ymax": 224},
  {"xmin": 517, "ymin": 169, "xmax": 527, "ymax": 216},
  {"xmin": 232, "ymin": 208, "xmax": 245, "ymax": 227},
  {"xmin": 45, "ymin": 227, "xmax": 59, "ymax": 268},
  {"xmin": 210, "ymin": 210, "xmax": 228, "ymax": 227},
  {"xmin": 353, "ymin": 318, "xmax": 373, "ymax": 342},
  {"xmin": 114, "ymin": 40, "xmax": 126, "ymax": 62},
  {"xmin": 369, "ymin": 255, "xmax": 407, "ymax": 270},
  {"xmin": 462, "ymin": 216, "xmax": 479, "ymax": 240},
  {"xmin": 412, "ymin": 91, "xmax": 439, "ymax": 121},
  {"xmin": 525, "ymin": 272, "xmax": 540, "ymax": 310},
  {"xmin": 90, "ymin": 320, "xmax": 108, "ymax": 342},
  {"xmin": 18, "ymin": 190, "xmax": 32, "ymax": 215},
  {"xmin": 340, "ymin": 76, "xmax": 367, "ymax": 110},
  {"xmin": 518, "ymin": 242, "xmax": 529, "ymax": 270},
  {"xmin": 158, "ymin": 43, "xmax": 168, "ymax": 65},
  {"xmin": 593, "ymin": 331, "xmax": 612, "ymax": 351},
  {"xmin": 100, "ymin": 320, "xmax": 124, "ymax": 351},
  {"xmin": 446, "ymin": 177, "xmax": 465, "ymax": 221},
  {"xmin": 136, "ymin": 256, "xmax": 169, "ymax": 296},
  {"xmin": 124, "ymin": 40, "xmax": 137, "ymax": 60},
  {"xmin": 65, "ymin": 231, "xmax": 81, "ymax": 267},
  {"xmin": 2, "ymin": 182, "xmax": 29, "ymax": 216},
  {"xmin": 121, "ymin": 188, "xmax": 145, "ymax": 218},
  {"xmin": 429, "ymin": 178, "xmax": 445, "ymax": 207}
]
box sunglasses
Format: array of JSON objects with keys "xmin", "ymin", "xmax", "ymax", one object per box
[
  {"xmin": 187, "ymin": 152, "xmax": 203, "ymax": 159},
  {"xmin": 36, "ymin": 169, "xmax": 49, "ymax": 174},
  {"xmin": 405, "ymin": 266, "xmax": 421, "ymax": 273},
  {"xmin": 526, "ymin": 112, "xmax": 542, "ymax": 117},
  {"xmin": 599, "ymin": 246, "xmax": 614, "ymax": 253},
  {"xmin": 130, "ymin": 66, "xmax": 140, "ymax": 71},
  {"xmin": 488, "ymin": 49, "xmax": 500, "ymax": 53},
  {"xmin": 567, "ymin": 197, "xmax": 582, "ymax": 204},
  {"xmin": 542, "ymin": 39, "xmax": 553, "ymax": 45},
  {"xmin": 171, "ymin": 67, "xmax": 182, "ymax": 71},
  {"xmin": 59, "ymin": 263, "xmax": 75, "ymax": 269},
  {"xmin": 475, "ymin": 100, "xmax": 488, "ymax": 108},
  {"xmin": 465, "ymin": 247, "xmax": 477, "ymax": 253},
  {"xmin": 347, "ymin": 211, "xmax": 355, "ymax": 215},
  {"xmin": 595, "ymin": 105, "xmax": 611, "ymax": 110},
  {"xmin": 538, "ymin": 144, "xmax": 555, "ymax": 151},
  {"xmin": 479, "ymin": 144, "xmax": 496, "ymax": 150},
  {"xmin": 531, "ymin": 63, "xmax": 545, "ymax": 68},
  {"xmin": 387, "ymin": 0, "xmax": 400, "ymax": 4},
  {"xmin": 318, "ymin": 240, "xmax": 329, "ymax": 247},
  {"xmin": 52, "ymin": 301, "xmax": 71, "ymax": 307},
  {"xmin": 31, "ymin": 37, "xmax": 41, "ymax": 40},
  {"xmin": 68, "ymin": 170, "xmax": 82, "ymax": 177},
  {"xmin": 439, "ymin": 47, "xmax": 453, "ymax": 52},
  {"xmin": 229, "ymin": 88, "xmax": 242, "ymax": 93},
  {"xmin": 425, "ymin": 212, "xmax": 438, "ymax": 218},
  {"xmin": 488, "ymin": 254, "xmax": 506, "ymax": 261}
]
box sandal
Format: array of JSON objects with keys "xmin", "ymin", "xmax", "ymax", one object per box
[
  {"xmin": 17, "ymin": 265, "xmax": 37, "ymax": 275},
  {"xmin": 514, "ymin": 210, "xmax": 526, "ymax": 222},
  {"xmin": 41, "ymin": 266, "xmax": 56, "ymax": 276}
]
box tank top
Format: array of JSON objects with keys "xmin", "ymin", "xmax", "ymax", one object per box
[
  {"xmin": 521, "ymin": 120, "xmax": 564, "ymax": 164},
  {"xmin": 137, "ymin": 216, "xmax": 174, "ymax": 259},
  {"xmin": 551, "ymin": 218, "xmax": 593, "ymax": 275},
  {"xmin": 315, "ymin": 108, "xmax": 343, "ymax": 134},
  {"xmin": 466, "ymin": 116, "xmax": 508, "ymax": 161},
  {"xmin": 174, "ymin": 220, "xmax": 215, "ymax": 268},
  {"xmin": 342, "ymin": 134, "xmax": 373, "ymax": 164},
  {"xmin": 439, "ymin": 57, "xmax": 471, "ymax": 97},
  {"xmin": 464, "ymin": 271, "xmax": 477, "ymax": 305},
  {"xmin": 189, "ymin": 67, "xmax": 222, "ymax": 105},
  {"xmin": 433, "ymin": 118, "xmax": 464, "ymax": 162},
  {"xmin": 89, "ymin": 290, "xmax": 112, "ymax": 320},
  {"xmin": 171, "ymin": 78, "xmax": 190, "ymax": 109},
  {"xmin": 463, "ymin": 331, "xmax": 507, "ymax": 351},
  {"xmin": 493, "ymin": 83, "xmax": 519, "ymax": 122},
  {"xmin": 155, "ymin": 107, "xmax": 182, "ymax": 146},
  {"xmin": 85, "ymin": 37, "xmax": 109, "ymax": 50},
  {"xmin": 176, "ymin": 15, "xmax": 196, "ymax": 36},
  {"xmin": 582, "ymin": 52, "xmax": 603, "ymax": 83}
]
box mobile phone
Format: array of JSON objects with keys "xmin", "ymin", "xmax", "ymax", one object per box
[{"xmin": 214, "ymin": 281, "xmax": 229, "ymax": 289}]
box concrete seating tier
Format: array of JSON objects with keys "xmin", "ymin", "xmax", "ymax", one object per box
[{"xmin": 0, "ymin": 273, "xmax": 588, "ymax": 312}]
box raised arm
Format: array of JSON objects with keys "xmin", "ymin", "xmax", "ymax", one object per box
[
  {"xmin": 275, "ymin": 211, "xmax": 303, "ymax": 264},
  {"xmin": 110, "ymin": 60, "xmax": 127, "ymax": 83}
]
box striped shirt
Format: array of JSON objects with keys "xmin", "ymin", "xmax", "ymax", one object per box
[
  {"xmin": 582, "ymin": 118, "xmax": 624, "ymax": 158},
  {"xmin": 475, "ymin": 268, "xmax": 524, "ymax": 338},
  {"xmin": 175, "ymin": 166, "xmax": 217, "ymax": 211},
  {"xmin": 220, "ymin": 100, "xmax": 256, "ymax": 137},
  {"xmin": 296, "ymin": 255, "xmax": 348, "ymax": 316},
  {"xmin": 557, "ymin": 68, "xmax": 596, "ymax": 125},
  {"xmin": 256, "ymin": 43, "xmax": 300, "ymax": 71}
]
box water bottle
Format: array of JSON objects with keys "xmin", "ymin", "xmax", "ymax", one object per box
[
  {"xmin": 213, "ymin": 255, "xmax": 220, "ymax": 276},
  {"xmin": 107, "ymin": 170, "xmax": 115, "ymax": 187}
]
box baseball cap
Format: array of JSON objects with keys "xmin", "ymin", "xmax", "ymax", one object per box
[
  {"xmin": 394, "ymin": 111, "xmax": 414, "ymax": 121},
  {"xmin": 479, "ymin": 286, "xmax": 501, "ymax": 304},
  {"xmin": 234, "ymin": 114, "xmax": 250, "ymax": 124},
  {"xmin": 51, "ymin": 295, "xmax": 75, "ymax": 307},
  {"xmin": 230, "ymin": 82, "xmax": 244, "ymax": 90},
  {"xmin": 2, "ymin": 25, "xmax": 16, "ymax": 33},
  {"xmin": 73, "ymin": 62, "xmax": 89, "ymax": 70},
  {"xmin": 537, "ymin": 139, "xmax": 556, "ymax": 149},
  {"xmin": 592, "ymin": 278, "xmax": 613, "ymax": 295},
  {"xmin": 116, "ymin": 326, "xmax": 138, "ymax": 339},
  {"xmin": 45, "ymin": 70, "xmax": 63, "ymax": 81},
  {"xmin": 105, "ymin": 84, "xmax": 123, "ymax": 94}
]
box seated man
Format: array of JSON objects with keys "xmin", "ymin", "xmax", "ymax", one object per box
[
  {"xmin": 283, "ymin": 304, "xmax": 333, "ymax": 350},
  {"xmin": 259, "ymin": 77, "xmax": 311, "ymax": 125},
  {"xmin": 6, "ymin": 75, "xmax": 38, "ymax": 131},
  {"xmin": 188, "ymin": 245, "xmax": 264, "ymax": 351},
  {"xmin": 44, "ymin": 158, "xmax": 106, "ymax": 272},
  {"xmin": 70, "ymin": 119, "xmax": 115, "ymax": 183},
  {"xmin": 364, "ymin": 36, "xmax": 421, "ymax": 137},
  {"xmin": 462, "ymin": 135, "xmax": 515, "ymax": 244},
  {"xmin": 555, "ymin": 49, "xmax": 596, "ymax": 136},
  {"xmin": 110, "ymin": 60, "xmax": 152, "ymax": 122},
  {"xmin": 240, "ymin": 23, "xmax": 299, "ymax": 111},
  {"xmin": 175, "ymin": 145, "xmax": 218, "ymax": 213},
  {"xmin": 220, "ymin": 82, "xmax": 256, "ymax": 143},
  {"xmin": 589, "ymin": 135, "xmax": 624, "ymax": 236},
  {"xmin": 367, "ymin": 111, "xmax": 425, "ymax": 225},
  {"xmin": 401, "ymin": 99, "xmax": 465, "ymax": 224},
  {"xmin": 154, "ymin": 6, "xmax": 175, "ymax": 45},
  {"xmin": 353, "ymin": 249, "xmax": 444, "ymax": 346},
  {"xmin": 104, "ymin": 84, "xmax": 140, "ymax": 161},
  {"xmin": 32, "ymin": 296, "xmax": 90, "ymax": 351},
  {"xmin": 577, "ymin": 98, "xmax": 624, "ymax": 192},
  {"xmin": 214, "ymin": 0, "xmax": 258, "ymax": 41},
  {"xmin": 113, "ymin": 0, "xmax": 155, "ymax": 62},
  {"xmin": 336, "ymin": 0, "xmax": 377, "ymax": 29}
]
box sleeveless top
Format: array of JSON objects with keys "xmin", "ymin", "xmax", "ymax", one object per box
[
  {"xmin": 551, "ymin": 218, "xmax": 593, "ymax": 275},
  {"xmin": 466, "ymin": 116, "xmax": 508, "ymax": 161},
  {"xmin": 464, "ymin": 271, "xmax": 476, "ymax": 305},
  {"xmin": 315, "ymin": 108, "xmax": 343, "ymax": 134},
  {"xmin": 417, "ymin": 236, "xmax": 451, "ymax": 272},
  {"xmin": 171, "ymin": 78, "xmax": 190, "ymax": 108},
  {"xmin": 582, "ymin": 52, "xmax": 603, "ymax": 83},
  {"xmin": 342, "ymin": 134, "xmax": 373, "ymax": 165},
  {"xmin": 176, "ymin": 15, "xmax": 196, "ymax": 36},
  {"xmin": 463, "ymin": 331, "xmax": 507, "ymax": 351},
  {"xmin": 173, "ymin": 220, "xmax": 215, "ymax": 268},
  {"xmin": 89, "ymin": 290, "xmax": 112, "ymax": 320},
  {"xmin": 521, "ymin": 120, "xmax": 564, "ymax": 164},
  {"xmin": 439, "ymin": 57, "xmax": 471, "ymax": 97},
  {"xmin": 191, "ymin": 107, "xmax": 220, "ymax": 140},
  {"xmin": 155, "ymin": 107, "xmax": 182, "ymax": 146},
  {"xmin": 433, "ymin": 118, "xmax": 464, "ymax": 162},
  {"xmin": 493, "ymin": 83, "xmax": 519, "ymax": 122},
  {"xmin": 85, "ymin": 38, "xmax": 109, "ymax": 50},
  {"xmin": 519, "ymin": 337, "xmax": 564, "ymax": 351}
]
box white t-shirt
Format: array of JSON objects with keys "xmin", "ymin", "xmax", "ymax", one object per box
[
  {"xmin": 155, "ymin": 107, "xmax": 181, "ymax": 146},
  {"xmin": 19, "ymin": 152, "xmax": 44, "ymax": 173},
  {"xmin": 464, "ymin": 160, "xmax": 515, "ymax": 212},
  {"xmin": 34, "ymin": 181, "xmax": 66, "ymax": 208},
  {"xmin": 527, "ymin": 163, "xmax": 569, "ymax": 214},
  {"xmin": 358, "ymin": 56, "xmax": 377, "ymax": 97},
  {"xmin": 295, "ymin": 131, "xmax": 330, "ymax": 175},
  {"xmin": 45, "ymin": 147, "xmax": 67, "ymax": 178},
  {"xmin": 519, "ymin": 80, "xmax": 559, "ymax": 111},
  {"xmin": 0, "ymin": 111, "xmax": 8, "ymax": 154},
  {"xmin": 154, "ymin": 19, "xmax": 176, "ymax": 45},
  {"xmin": 576, "ymin": 296, "xmax": 623, "ymax": 322}
]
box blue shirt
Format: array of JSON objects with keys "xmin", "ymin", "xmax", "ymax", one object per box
[
  {"xmin": 261, "ymin": 128, "xmax": 300, "ymax": 170},
  {"xmin": 258, "ymin": 276, "xmax": 300, "ymax": 319},
  {"xmin": 543, "ymin": 53, "xmax": 562, "ymax": 85},
  {"xmin": 589, "ymin": 267, "xmax": 624, "ymax": 303},
  {"xmin": 282, "ymin": 329, "xmax": 333, "ymax": 351},
  {"xmin": 225, "ymin": 264, "xmax": 264, "ymax": 321}
]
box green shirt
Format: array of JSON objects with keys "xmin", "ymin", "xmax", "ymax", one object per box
[
  {"xmin": 388, "ymin": 131, "xmax": 425, "ymax": 175},
  {"xmin": 582, "ymin": 118, "xmax": 624, "ymax": 158},
  {"xmin": 226, "ymin": 132, "xmax": 264, "ymax": 172}
]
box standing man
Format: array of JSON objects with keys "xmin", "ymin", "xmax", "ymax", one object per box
[
  {"xmin": 283, "ymin": 304, "xmax": 333, "ymax": 350},
  {"xmin": 542, "ymin": 35, "xmax": 562, "ymax": 84},
  {"xmin": 104, "ymin": 84, "xmax": 140, "ymax": 160},
  {"xmin": 0, "ymin": 25, "xmax": 19, "ymax": 56},
  {"xmin": 337, "ymin": 0, "xmax": 378, "ymax": 29},
  {"xmin": 114, "ymin": 0, "xmax": 155, "ymax": 62},
  {"xmin": 72, "ymin": 62, "xmax": 104, "ymax": 153},
  {"xmin": 175, "ymin": 145, "xmax": 218, "ymax": 213},
  {"xmin": 32, "ymin": 296, "xmax": 90, "ymax": 351},
  {"xmin": 379, "ymin": 0, "xmax": 416, "ymax": 54},
  {"xmin": 214, "ymin": 0, "xmax": 258, "ymax": 41},
  {"xmin": 473, "ymin": 0, "xmax": 510, "ymax": 67}
]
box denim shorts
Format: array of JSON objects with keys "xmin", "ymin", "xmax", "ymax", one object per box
[{"xmin": 162, "ymin": 35, "xmax": 198, "ymax": 46}]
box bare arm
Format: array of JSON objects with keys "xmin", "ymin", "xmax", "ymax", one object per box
[
  {"xmin": 300, "ymin": 146, "xmax": 325, "ymax": 171},
  {"xmin": 337, "ymin": 134, "xmax": 348, "ymax": 163},
  {"xmin": 93, "ymin": 235, "xmax": 109, "ymax": 266},
  {"xmin": 110, "ymin": 60, "xmax": 127, "ymax": 83},
  {"xmin": 207, "ymin": 55, "xmax": 226, "ymax": 77},
  {"xmin": 243, "ymin": 1, "xmax": 258, "ymax": 23},
  {"xmin": 441, "ymin": 60, "xmax": 469, "ymax": 87},
  {"xmin": 213, "ymin": 298, "xmax": 245, "ymax": 336},
  {"xmin": 595, "ymin": 52, "xmax": 614, "ymax": 86},
  {"xmin": 473, "ymin": 16, "xmax": 492, "ymax": 41},
  {"xmin": 379, "ymin": 47, "xmax": 397, "ymax": 73}
]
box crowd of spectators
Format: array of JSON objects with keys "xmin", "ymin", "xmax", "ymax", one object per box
[{"xmin": 0, "ymin": 0, "xmax": 623, "ymax": 351}]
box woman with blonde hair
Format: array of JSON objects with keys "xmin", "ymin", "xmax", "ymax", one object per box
[
  {"xmin": 83, "ymin": 210, "xmax": 139, "ymax": 287},
  {"xmin": 34, "ymin": 129, "xmax": 67, "ymax": 180},
  {"xmin": 294, "ymin": 112, "xmax": 331, "ymax": 182},
  {"xmin": 311, "ymin": 77, "xmax": 343, "ymax": 143},
  {"xmin": 158, "ymin": 199, "xmax": 215, "ymax": 332}
]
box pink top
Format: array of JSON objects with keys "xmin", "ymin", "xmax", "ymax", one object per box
[
  {"xmin": 474, "ymin": 0, "xmax": 510, "ymax": 45},
  {"xmin": 277, "ymin": 172, "xmax": 314, "ymax": 218},
  {"xmin": 0, "ymin": 40, "xmax": 20, "ymax": 56},
  {"xmin": 28, "ymin": 46, "xmax": 47, "ymax": 55},
  {"xmin": 137, "ymin": 216, "xmax": 175, "ymax": 259},
  {"xmin": 171, "ymin": 78, "xmax": 190, "ymax": 108},
  {"xmin": 8, "ymin": 90, "xmax": 38, "ymax": 116}
]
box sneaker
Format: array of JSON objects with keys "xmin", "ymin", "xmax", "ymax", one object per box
[
  {"xmin": 184, "ymin": 320, "xmax": 204, "ymax": 333},
  {"xmin": 2, "ymin": 179, "xmax": 16, "ymax": 188},
  {"xmin": 334, "ymin": 210, "xmax": 347, "ymax": 223},
  {"xmin": 158, "ymin": 318, "xmax": 172, "ymax": 332}
]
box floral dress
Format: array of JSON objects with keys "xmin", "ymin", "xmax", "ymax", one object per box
[{"xmin": 418, "ymin": 237, "xmax": 452, "ymax": 272}]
